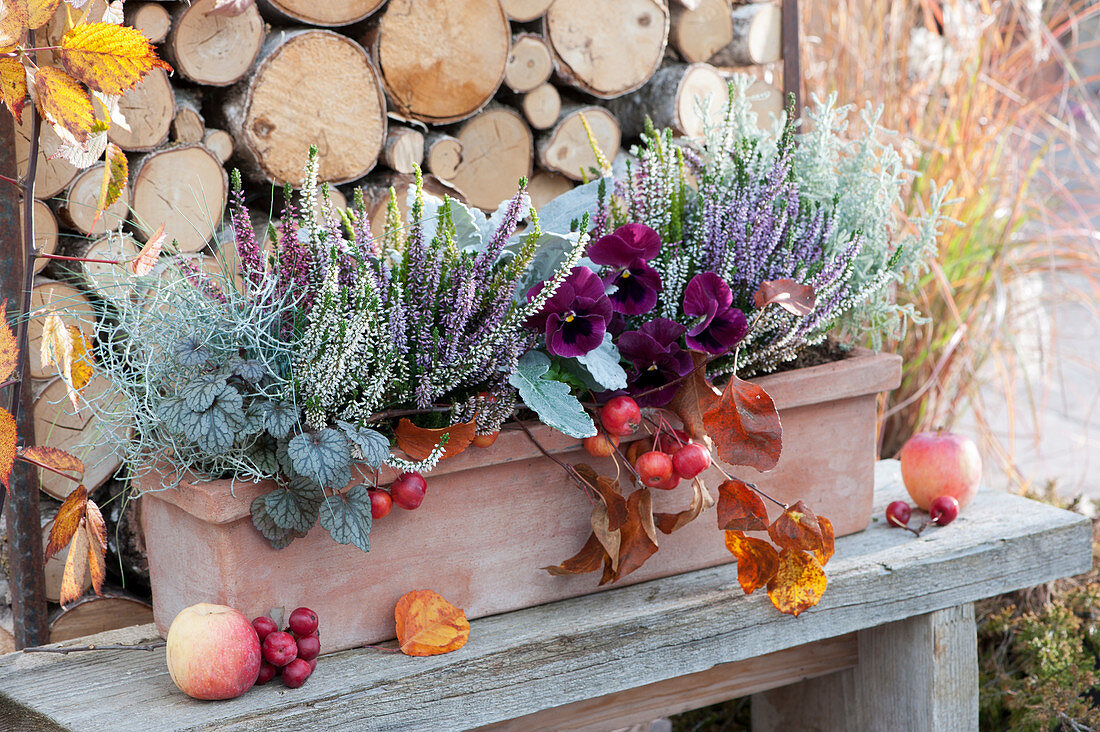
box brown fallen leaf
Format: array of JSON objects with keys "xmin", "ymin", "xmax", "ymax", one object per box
[
  {"xmin": 702, "ymin": 374, "xmax": 782, "ymax": 472},
  {"xmin": 601, "ymin": 488, "xmax": 658, "ymax": 585},
  {"xmin": 716, "ymin": 477, "xmax": 769, "ymax": 532},
  {"xmin": 768, "ymin": 500, "xmax": 825, "ymax": 555},
  {"xmin": 666, "ymin": 350, "xmax": 720, "ymax": 440},
  {"xmin": 394, "ymin": 589, "xmax": 470, "ymax": 656},
  {"xmin": 814, "ymin": 516, "xmax": 835, "ymax": 566},
  {"xmin": 395, "ymin": 418, "xmax": 476, "ymax": 461},
  {"xmin": 543, "ymin": 532, "xmax": 606, "ymax": 576},
  {"xmin": 655, "ymin": 477, "xmax": 714, "ymax": 534}
]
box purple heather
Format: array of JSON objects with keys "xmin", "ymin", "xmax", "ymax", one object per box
[
  {"xmin": 526, "ymin": 266, "xmax": 612, "ymax": 358},
  {"xmin": 682, "ymin": 272, "xmax": 749, "ymax": 355}
]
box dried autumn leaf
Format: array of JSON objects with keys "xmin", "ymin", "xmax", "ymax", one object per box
[
  {"xmin": 395, "ymin": 418, "xmax": 476, "ymax": 461},
  {"xmin": 716, "ymin": 477, "xmax": 769, "ymax": 532},
  {"xmin": 58, "ymin": 22, "xmax": 171, "ymax": 96},
  {"xmin": 666, "ymin": 350, "xmax": 719, "ymax": 440},
  {"xmin": 17, "ymin": 0, "xmax": 64, "ymax": 30},
  {"xmin": 767, "ymin": 500, "xmax": 825, "ymax": 555},
  {"xmin": 84, "ymin": 497, "xmax": 107, "ymax": 595},
  {"xmin": 394, "ymin": 589, "xmax": 470, "ymax": 656},
  {"xmin": 46, "ymin": 484, "xmax": 88, "ymax": 560},
  {"xmin": 68, "ymin": 325, "xmax": 93, "ymax": 394},
  {"xmin": 752, "ymin": 279, "xmax": 816, "ymax": 317},
  {"xmin": 589, "ymin": 501, "xmax": 620, "ymax": 573},
  {"xmin": 0, "ymin": 301, "xmax": 17, "ymax": 383},
  {"xmin": 39, "ymin": 313, "xmax": 73, "ymax": 377},
  {"xmin": 702, "ymin": 374, "xmax": 782, "ymax": 472},
  {"xmin": 207, "ymin": 0, "xmax": 257, "ymax": 16},
  {"xmin": 543, "ymin": 532, "xmax": 606, "ymax": 576},
  {"xmin": 20, "ymin": 445, "xmax": 84, "ymax": 480},
  {"xmin": 33, "ymin": 66, "xmax": 96, "ymax": 143},
  {"xmin": 655, "ymin": 477, "xmax": 714, "ymax": 534},
  {"xmin": 601, "ymin": 488, "xmax": 658, "ymax": 584},
  {"xmin": 724, "ymin": 530, "xmax": 780, "ymax": 595},
  {"xmin": 0, "ymin": 12, "xmax": 26, "ymax": 50},
  {"xmin": 129, "ymin": 222, "xmax": 165, "ymax": 276},
  {"xmin": 0, "ymin": 57, "xmax": 28, "ymax": 123},
  {"xmin": 60, "ymin": 519, "xmax": 90, "ymax": 605},
  {"xmin": 0, "ymin": 408, "xmax": 15, "ymax": 493},
  {"xmin": 815, "ymin": 516, "xmax": 835, "ymax": 566},
  {"xmin": 574, "ymin": 464, "xmax": 627, "ymax": 531},
  {"xmin": 91, "ymin": 141, "xmax": 127, "ymax": 227},
  {"xmin": 766, "ymin": 548, "xmax": 828, "ymax": 617}
]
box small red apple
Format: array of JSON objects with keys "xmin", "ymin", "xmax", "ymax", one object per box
[
  {"xmin": 899, "ymin": 430, "xmax": 982, "ymax": 511},
  {"xmin": 166, "ymin": 603, "xmax": 261, "ymax": 700}
]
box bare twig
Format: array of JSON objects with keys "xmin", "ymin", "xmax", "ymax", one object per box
[
  {"xmin": 23, "ymin": 641, "xmax": 166, "ymax": 655},
  {"xmin": 34, "ymin": 253, "xmax": 124, "ymax": 266}
]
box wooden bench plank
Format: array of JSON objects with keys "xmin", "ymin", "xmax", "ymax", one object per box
[{"xmin": 0, "ymin": 461, "xmax": 1090, "ymax": 731}]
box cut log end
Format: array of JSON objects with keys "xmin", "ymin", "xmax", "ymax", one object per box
[
  {"xmin": 711, "ymin": 3, "xmax": 782, "ymax": 67},
  {"xmin": 130, "ymin": 144, "xmax": 228, "ymax": 252},
  {"xmin": 203, "ymin": 128, "xmax": 234, "ymax": 164},
  {"xmin": 49, "ymin": 593, "xmax": 154, "ymax": 643},
  {"xmin": 520, "ymin": 83, "xmax": 561, "ymax": 130},
  {"xmin": 16, "ymin": 114, "xmax": 78, "ymax": 200},
  {"xmin": 382, "ymin": 127, "xmax": 426, "ymax": 175},
  {"xmin": 528, "ymin": 170, "xmax": 574, "ymax": 211},
  {"xmin": 424, "ymin": 133, "xmax": 463, "ymax": 181},
  {"xmin": 670, "ymin": 0, "xmax": 734, "ymax": 63},
  {"xmin": 610, "ymin": 62, "xmax": 729, "ymax": 140},
  {"xmin": 450, "ymin": 106, "xmax": 534, "ymax": 211},
  {"xmin": 108, "ymin": 67, "xmax": 174, "ymax": 153},
  {"xmin": 60, "ymin": 162, "xmax": 133, "ymax": 237},
  {"xmin": 505, "ymin": 34, "xmax": 554, "ymax": 93},
  {"xmin": 22, "ymin": 201, "xmax": 59, "ymax": 274},
  {"xmin": 167, "ymin": 0, "xmax": 265, "ymax": 87},
  {"xmin": 537, "ymin": 105, "xmax": 620, "ymax": 181},
  {"xmin": 124, "ymin": 2, "xmax": 171, "ymax": 43},
  {"xmin": 260, "ymin": 0, "xmax": 386, "ymax": 26},
  {"xmin": 500, "ymin": 0, "xmax": 554, "ymax": 22}
]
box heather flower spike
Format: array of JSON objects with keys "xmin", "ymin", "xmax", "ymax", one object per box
[
  {"xmin": 588, "ymin": 224, "xmax": 664, "ymax": 315},
  {"xmin": 526, "ymin": 267, "xmax": 612, "ymax": 358},
  {"xmin": 683, "ymin": 272, "xmax": 749, "ymax": 355}
]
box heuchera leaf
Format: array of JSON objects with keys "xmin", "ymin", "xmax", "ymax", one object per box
[
  {"xmin": 0, "ymin": 303, "xmax": 18, "ymax": 383},
  {"xmin": 92, "ymin": 142, "xmax": 127, "ymax": 227},
  {"xmin": 230, "ymin": 357, "xmax": 264, "ymax": 384},
  {"xmin": 337, "ymin": 420, "xmax": 389, "ymax": 469},
  {"xmin": 46, "ymin": 485, "xmax": 88, "ymax": 560},
  {"xmin": 724, "ymin": 530, "xmax": 780, "ymax": 595},
  {"xmin": 180, "ymin": 374, "xmax": 229, "ymax": 412},
  {"xmin": 767, "ymin": 500, "xmax": 825, "ymax": 555},
  {"xmin": 654, "ymin": 477, "xmax": 714, "ymax": 534},
  {"xmin": 159, "ymin": 385, "xmax": 247, "ymax": 454},
  {"xmin": 319, "ymin": 483, "xmax": 372, "ymax": 552},
  {"xmin": 394, "ymin": 589, "xmax": 470, "ymax": 657},
  {"xmin": 575, "ymin": 333, "xmax": 628, "ymax": 391},
  {"xmin": 395, "ymin": 418, "xmax": 475, "ymax": 461},
  {"xmin": 666, "ymin": 350, "xmax": 719, "ymax": 440},
  {"xmin": 766, "ymin": 548, "xmax": 828, "ymax": 617},
  {"xmin": 815, "ymin": 516, "xmax": 835, "ymax": 566},
  {"xmin": 716, "ymin": 478, "xmax": 769, "ymax": 532},
  {"xmin": 753, "ymin": 278, "xmax": 816, "ymax": 317},
  {"xmin": 129, "ymin": 222, "xmax": 164, "ymax": 276},
  {"xmin": 508, "ymin": 351, "xmax": 596, "ymax": 439},
  {"xmin": 173, "ymin": 336, "xmax": 209, "ymax": 367},
  {"xmin": 0, "ymin": 409, "xmax": 15, "ymax": 493},
  {"xmin": 20, "ymin": 446, "xmax": 84, "ymax": 478},
  {"xmin": 288, "ymin": 429, "xmax": 352, "ymax": 488},
  {"xmin": 263, "ymin": 401, "xmax": 300, "ymax": 440},
  {"xmin": 601, "ymin": 488, "xmax": 658, "ymax": 585},
  {"xmin": 250, "ymin": 494, "xmax": 305, "ymax": 550},
  {"xmin": 58, "ymin": 22, "xmax": 172, "ymax": 96},
  {"xmin": 33, "ymin": 66, "xmax": 97, "ymax": 143},
  {"xmin": 702, "ymin": 374, "xmax": 782, "ymax": 472},
  {"xmin": 261, "ymin": 476, "xmax": 323, "ymax": 535},
  {"xmin": 542, "ymin": 532, "xmax": 605, "ymax": 576},
  {"xmin": 0, "ymin": 57, "xmax": 28, "ymax": 123}
]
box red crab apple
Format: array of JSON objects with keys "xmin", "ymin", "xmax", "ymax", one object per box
[
  {"xmin": 899, "ymin": 430, "xmax": 982, "ymax": 511},
  {"xmin": 165, "ymin": 603, "xmax": 261, "ymax": 700},
  {"xmin": 390, "ymin": 472, "xmax": 427, "ymax": 510}
]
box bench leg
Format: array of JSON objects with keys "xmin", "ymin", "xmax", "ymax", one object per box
[{"xmin": 750, "ymin": 603, "xmax": 978, "ymax": 731}]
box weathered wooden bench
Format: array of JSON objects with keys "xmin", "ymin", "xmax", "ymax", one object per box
[{"xmin": 0, "ymin": 461, "xmax": 1091, "ymax": 731}]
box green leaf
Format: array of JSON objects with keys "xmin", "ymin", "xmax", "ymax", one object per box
[
  {"xmin": 180, "ymin": 374, "xmax": 229, "ymax": 412},
  {"xmin": 230, "ymin": 358, "xmax": 264, "ymax": 383},
  {"xmin": 336, "ymin": 420, "xmax": 389, "ymax": 469},
  {"xmin": 575, "ymin": 333, "xmax": 628, "ymax": 390},
  {"xmin": 319, "ymin": 484, "xmax": 372, "ymax": 552},
  {"xmin": 159, "ymin": 385, "xmax": 247, "ymax": 454},
  {"xmin": 263, "ymin": 401, "xmax": 300, "ymax": 439},
  {"xmin": 288, "ymin": 429, "xmax": 352, "ymax": 488},
  {"xmin": 508, "ymin": 351, "xmax": 596, "ymax": 438},
  {"xmin": 250, "ymin": 494, "xmax": 304, "ymax": 550},
  {"xmin": 262, "ymin": 476, "xmax": 323, "ymax": 534},
  {"xmin": 174, "ymin": 336, "xmax": 209, "ymax": 367}
]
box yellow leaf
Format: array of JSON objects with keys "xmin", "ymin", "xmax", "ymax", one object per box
[
  {"xmin": 0, "ymin": 300, "xmax": 18, "ymax": 383},
  {"xmin": 60, "ymin": 518, "xmax": 90, "ymax": 605},
  {"xmin": 766, "ymin": 549, "xmax": 828, "ymax": 617},
  {"xmin": 84, "ymin": 497, "xmax": 106, "ymax": 595},
  {"xmin": 68, "ymin": 324, "xmax": 93, "ymax": 391},
  {"xmin": 394, "ymin": 590, "xmax": 470, "ymax": 656},
  {"xmin": 20, "ymin": 445, "xmax": 84, "ymax": 482},
  {"xmin": 58, "ymin": 22, "xmax": 171, "ymax": 96},
  {"xmin": 92, "ymin": 142, "xmax": 126, "ymax": 227},
  {"xmin": 20, "ymin": 0, "xmax": 63, "ymax": 30},
  {"xmin": 39, "ymin": 312, "xmax": 73, "ymax": 379},
  {"xmin": 130, "ymin": 222, "xmax": 165, "ymax": 276},
  {"xmin": 0, "ymin": 408, "xmax": 15, "ymax": 494},
  {"xmin": 33, "ymin": 66, "xmax": 96, "ymax": 143},
  {"xmin": 45, "ymin": 484, "xmax": 87, "ymax": 560},
  {"xmin": 0, "ymin": 57, "xmax": 28, "ymax": 123},
  {"xmin": 0, "ymin": 5, "xmax": 28, "ymax": 48}
]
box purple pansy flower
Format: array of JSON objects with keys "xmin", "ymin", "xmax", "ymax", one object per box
[
  {"xmin": 526, "ymin": 267, "xmax": 612, "ymax": 358},
  {"xmin": 588, "ymin": 224, "xmax": 663, "ymax": 316},
  {"xmin": 618, "ymin": 318, "xmax": 694, "ymax": 407},
  {"xmin": 682, "ymin": 272, "xmax": 749, "ymax": 355}
]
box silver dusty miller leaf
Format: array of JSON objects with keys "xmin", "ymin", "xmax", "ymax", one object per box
[
  {"xmin": 319, "ymin": 484, "xmax": 372, "ymax": 553},
  {"xmin": 288, "ymin": 429, "xmax": 352, "ymax": 488},
  {"xmin": 261, "ymin": 475, "xmax": 323, "ymax": 534}
]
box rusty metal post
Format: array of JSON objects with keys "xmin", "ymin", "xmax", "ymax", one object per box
[
  {"xmin": 781, "ymin": 0, "xmax": 802, "ymax": 116},
  {"xmin": 1, "ymin": 79, "xmax": 51, "ymax": 648}
]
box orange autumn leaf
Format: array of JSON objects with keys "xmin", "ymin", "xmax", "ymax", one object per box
[
  {"xmin": 716, "ymin": 477, "xmax": 769, "ymax": 532},
  {"xmin": 394, "ymin": 590, "xmax": 470, "ymax": 657},
  {"xmin": 702, "ymin": 373, "xmax": 782, "ymax": 472},
  {"xmin": 767, "ymin": 500, "xmax": 825, "ymax": 555},
  {"xmin": 47, "ymin": 485, "xmax": 108, "ymax": 605},
  {"xmin": 46, "ymin": 484, "xmax": 88, "ymax": 560},
  {"xmin": 0, "ymin": 408, "xmax": 15, "ymax": 494},
  {"xmin": 91, "ymin": 141, "xmax": 127, "ymax": 227},
  {"xmin": 666, "ymin": 350, "xmax": 719, "ymax": 440},
  {"xmin": 61, "ymin": 520, "xmax": 90, "ymax": 605},
  {"xmin": 543, "ymin": 532, "xmax": 606, "ymax": 576},
  {"xmin": 724, "ymin": 530, "xmax": 780, "ymax": 595},
  {"xmin": 0, "ymin": 57, "xmax": 28, "ymax": 123},
  {"xmin": 589, "ymin": 501, "xmax": 621, "ymax": 573},
  {"xmin": 68, "ymin": 325, "xmax": 93, "ymax": 394},
  {"xmin": 0, "ymin": 301, "xmax": 18, "ymax": 383},
  {"xmin": 752, "ymin": 279, "xmax": 816, "ymax": 317},
  {"xmin": 601, "ymin": 488, "xmax": 658, "ymax": 585},
  {"xmin": 766, "ymin": 548, "xmax": 828, "ymax": 617},
  {"xmin": 395, "ymin": 418, "xmax": 476, "ymax": 461},
  {"xmin": 814, "ymin": 516, "xmax": 835, "ymax": 566},
  {"xmin": 84, "ymin": 497, "xmax": 107, "ymax": 596},
  {"xmin": 33, "ymin": 66, "xmax": 96, "ymax": 143},
  {"xmin": 129, "ymin": 222, "xmax": 165, "ymax": 276},
  {"xmin": 58, "ymin": 22, "xmax": 171, "ymax": 96},
  {"xmin": 20, "ymin": 445, "xmax": 84, "ymax": 479},
  {"xmin": 654, "ymin": 477, "xmax": 714, "ymax": 534}
]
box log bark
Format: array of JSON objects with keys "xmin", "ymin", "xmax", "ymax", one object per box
[
  {"xmin": 15, "ymin": 114, "xmax": 77, "ymax": 200},
  {"xmin": 449, "ymin": 105, "xmax": 534, "ymax": 211},
  {"xmin": 536, "ymin": 103, "xmax": 620, "ymax": 181},
  {"xmin": 21, "ymin": 200, "xmax": 58, "ymax": 275},
  {"xmin": 57, "ymin": 162, "xmax": 133, "ymax": 237},
  {"xmin": 424, "ymin": 132, "xmax": 463, "ymax": 182},
  {"xmin": 710, "ymin": 3, "xmax": 782, "ymax": 67},
  {"xmin": 528, "ymin": 170, "xmax": 574, "ymax": 211},
  {"xmin": 165, "ymin": 0, "xmax": 265, "ymax": 87},
  {"xmin": 48, "ymin": 592, "xmax": 154, "ymax": 643},
  {"xmin": 108, "ymin": 67, "xmax": 174, "ymax": 152},
  {"xmin": 519, "ymin": 83, "xmax": 562, "ymax": 130},
  {"xmin": 170, "ymin": 88, "xmax": 205, "ymax": 144},
  {"xmin": 258, "ymin": 0, "xmax": 386, "ymax": 26},
  {"xmin": 669, "ymin": 0, "xmax": 734, "ymax": 63},
  {"xmin": 219, "ymin": 29, "xmax": 387, "ymax": 186},
  {"xmin": 382, "ymin": 126, "xmax": 425, "ymax": 175},
  {"xmin": 499, "ymin": 0, "xmax": 554, "ymax": 22},
  {"xmin": 129, "ymin": 143, "xmax": 228, "ymax": 252},
  {"xmin": 504, "ymin": 33, "xmax": 554, "ymax": 93},
  {"xmin": 124, "ymin": 2, "xmax": 171, "ymax": 43},
  {"xmin": 202, "ymin": 128, "xmax": 234, "ymax": 164},
  {"xmin": 543, "ymin": 0, "xmax": 670, "ymax": 99},
  {"xmin": 608, "ymin": 62, "xmax": 728, "ymax": 140},
  {"xmin": 371, "ymin": 0, "xmax": 511, "ymax": 124}
]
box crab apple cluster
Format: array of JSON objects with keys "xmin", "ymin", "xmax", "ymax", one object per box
[
  {"xmin": 884, "ymin": 494, "xmax": 961, "ymax": 536},
  {"xmin": 253, "ymin": 607, "xmax": 321, "ymax": 689},
  {"xmin": 367, "ymin": 471, "xmax": 428, "ymax": 521}
]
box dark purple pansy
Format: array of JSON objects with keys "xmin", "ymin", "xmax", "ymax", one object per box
[
  {"xmin": 682, "ymin": 272, "xmax": 749, "ymax": 355},
  {"xmin": 617, "ymin": 318, "xmax": 694, "ymax": 407},
  {"xmin": 526, "ymin": 267, "xmax": 612, "ymax": 358},
  {"xmin": 588, "ymin": 224, "xmax": 663, "ymax": 316}
]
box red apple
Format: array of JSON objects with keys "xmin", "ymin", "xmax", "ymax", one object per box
[
  {"xmin": 166, "ymin": 603, "xmax": 262, "ymax": 700},
  {"xmin": 898, "ymin": 430, "xmax": 982, "ymax": 511}
]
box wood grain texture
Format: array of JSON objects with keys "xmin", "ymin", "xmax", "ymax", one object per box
[{"xmin": 0, "ymin": 462, "xmax": 1089, "ymax": 731}]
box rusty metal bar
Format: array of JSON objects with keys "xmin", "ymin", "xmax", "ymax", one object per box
[{"xmin": 781, "ymin": 0, "xmax": 802, "ymax": 116}]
